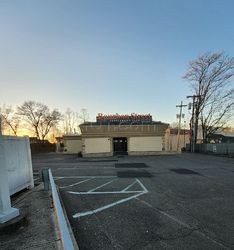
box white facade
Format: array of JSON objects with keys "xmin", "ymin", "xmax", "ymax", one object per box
[
  {"xmin": 65, "ymin": 139, "xmax": 82, "ymax": 153},
  {"xmin": 65, "ymin": 121, "xmax": 169, "ymax": 156},
  {"xmin": 83, "ymin": 138, "xmax": 111, "ymax": 154},
  {"xmin": 165, "ymin": 129, "xmax": 190, "ymax": 151},
  {"xmin": 129, "ymin": 136, "xmax": 163, "ymax": 152}
]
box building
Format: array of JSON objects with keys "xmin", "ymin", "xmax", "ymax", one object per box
[
  {"xmin": 63, "ymin": 113, "xmax": 169, "ymax": 157},
  {"xmin": 205, "ymin": 127, "xmax": 234, "ymax": 143},
  {"xmin": 165, "ymin": 128, "xmax": 190, "ymax": 151},
  {"xmin": 63, "ymin": 134, "xmax": 82, "ymax": 153}
]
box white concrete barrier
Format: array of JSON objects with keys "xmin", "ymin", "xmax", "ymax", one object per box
[
  {"xmin": 0, "ymin": 136, "xmax": 34, "ymax": 223},
  {"xmin": 48, "ymin": 169, "xmax": 76, "ymax": 250}
]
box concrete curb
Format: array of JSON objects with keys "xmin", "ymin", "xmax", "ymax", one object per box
[
  {"xmin": 56, "ymin": 186, "xmax": 79, "ymax": 250},
  {"xmin": 44, "ymin": 167, "xmax": 79, "ymax": 250}
]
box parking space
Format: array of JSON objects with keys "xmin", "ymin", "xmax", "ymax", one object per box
[{"xmin": 32, "ymin": 153, "xmax": 234, "ymax": 250}]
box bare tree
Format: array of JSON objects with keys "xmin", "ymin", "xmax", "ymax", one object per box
[
  {"xmin": 38, "ymin": 110, "xmax": 61, "ymax": 140},
  {"xmin": 0, "ymin": 105, "xmax": 20, "ymax": 136},
  {"xmin": 170, "ymin": 122, "xmax": 178, "ymax": 129},
  {"xmin": 79, "ymin": 108, "xmax": 89, "ymax": 123},
  {"xmin": 183, "ymin": 52, "xmax": 234, "ymax": 142},
  {"xmin": 62, "ymin": 108, "xmax": 80, "ymax": 134},
  {"xmin": 18, "ymin": 101, "xmax": 61, "ymax": 140}
]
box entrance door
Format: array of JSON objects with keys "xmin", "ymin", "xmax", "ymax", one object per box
[{"xmin": 113, "ymin": 137, "xmax": 128, "ymax": 155}]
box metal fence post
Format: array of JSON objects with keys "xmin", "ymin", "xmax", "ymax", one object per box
[{"xmin": 41, "ymin": 168, "xmax": 50, "ymax": 190}]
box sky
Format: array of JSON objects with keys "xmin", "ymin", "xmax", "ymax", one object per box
[{"xmin": 0, "ymin": 0, "xmax": 234, "ymax": 124}]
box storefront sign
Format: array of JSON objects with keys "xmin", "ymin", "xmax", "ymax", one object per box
[{"xmin": 96, "ymin": 113, "xmax": 153, "ymax": 124}]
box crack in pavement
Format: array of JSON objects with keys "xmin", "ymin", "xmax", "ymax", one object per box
[{"xmin": 136, "ymin": 197, "xmax": 232, "ymax": 250}]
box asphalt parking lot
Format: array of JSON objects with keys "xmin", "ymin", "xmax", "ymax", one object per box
[{"xmin": 32, "ymin": 153, "xmax": 234, "ymax": 250}]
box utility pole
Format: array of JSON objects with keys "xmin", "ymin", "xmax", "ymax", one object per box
[
  {"xmin": 0, "ymin": 114, "xmax": 2, "ymax": 136},
  {"xmin": 183, "ymin": 120, "xmax": 186, "ymax": 148},
  {"xmin": 187, "ymin": 95, "xmax": 202, "ymax": 153},
  {"xmin": 176, "ymin": 101, "xmax": 187, "ymax": 151}
]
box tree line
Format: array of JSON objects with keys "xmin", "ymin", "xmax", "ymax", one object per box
[
  {"xmin": 183, "ymin": 51, "xmax": 234, "ymax": 143},
  {"xmin": 0, "ymin": 101, "xmax": 89, "ymax": 140},
  {"xmin": 1, "ymin": 52, "xmax": 233, "ymax": 143}
]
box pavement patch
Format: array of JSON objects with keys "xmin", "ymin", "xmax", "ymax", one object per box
[
  {"xmin": 117, "ymin": 170, "xmax": 153, "ymax": 177},
  {"xmin": 115, "ymin": 163, "xmax": 149, "ymax": 168},
  {"xmin": 86, "ymin": 159, "xmax": 118, "ymax": 162},
  {"xmin": 170, "ymin": 168, "xmax": 201, "ymax": 175}
]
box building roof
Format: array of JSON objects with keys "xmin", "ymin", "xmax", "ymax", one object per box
[
  {"xmin": 80, "ymin": 113, "xmax": 168, "ymax": 126},
  {"xmin": 63, "ymin": 134, "xmax": 82, "ymax": 140},
  {"xmin": 169, "ymin": 128, "xmax": 190, "ymax": 135},
  {"xmin": 80, "ymin": 121, "xmax": 168, "ymax": 126}
]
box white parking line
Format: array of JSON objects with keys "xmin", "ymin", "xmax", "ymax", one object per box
[
  {"xmin": 121, "ymin": 180, "xmax": 137, "ymax": 192},
  {"xmin": 136, "ymin": 178, "xmax": 148, "ymax": 193},
  {"xmin": 88, "ymin": 179, "xmax": 115, "ymax": 192},
  {"xmin": 54, "ymin": 175, "xmax": 149, "ymax": 218},
  {"xmin": 53, "ymin": 177, "xmax": 65, "ymax": 180},
  {"xmin": 69, "ymin": 191, "xmax": 143, "ymax": 195},
  {"xmin": 58, "ymin": 166, "xmax": 115, "ymax": 169},
  {"xmin": 60, "ymin": 178, "xmax": 93, "ymax": 189},
  {"xmin": 136, "ymin": 197, "xmax": 193, "ymax": 229},
  {"xmin": 73, "ymin": 191, "xmax": 147, "ymax": 218},
  {"xmin": 68, "ymin": 178, "xmax": 149, "ymax": 218},
  {"xmin": 54, "ymin": 176, "xmax": 116, "ymax": 179}
]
